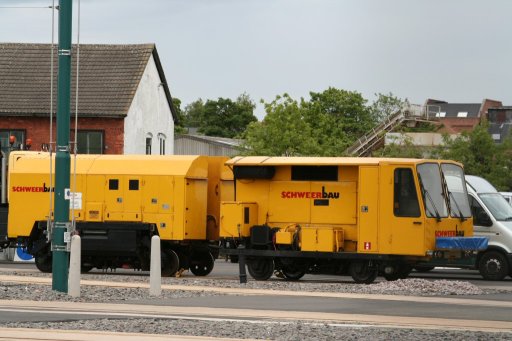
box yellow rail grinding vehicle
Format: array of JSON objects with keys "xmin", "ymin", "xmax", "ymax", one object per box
[
  {"xmin": 219, "ymin": 156, "xmax": 488, "ymax": 283},
  {"xmin": 1, "ymin": 151, "xmax": 232, "ymax": 276}
]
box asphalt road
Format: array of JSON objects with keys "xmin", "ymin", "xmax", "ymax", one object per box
[{"xmin": 1, "ymin": 260, "xmax": 512, "ymax": 332}]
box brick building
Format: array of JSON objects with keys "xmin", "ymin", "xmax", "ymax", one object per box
[
  {"xmin": 0, "ymin": 43, "xmax": 177, "ymax": 158},
  {"xmin": 425, "ymin": 98, "xmax": 502, "ymax": 134}
]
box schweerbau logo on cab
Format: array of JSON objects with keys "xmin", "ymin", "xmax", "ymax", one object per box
[
  {"xmin": 12, "ymin": 183, "xmax": 55, "ymax": 193},
  {"xmin": 281, "ymin": 186, "xmax": 340, "ymax": 199}
]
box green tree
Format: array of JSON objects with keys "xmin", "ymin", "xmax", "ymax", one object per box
[
  {"xmin": 372, "ymin": 135, "xmax": 424, "ymax": 158},
  {"xmin": 370, "ymin": 92, "xmax": 408, "ymax": 122},
  {"xmin": 434, "ymin": 123, "xmax": 512, "ymax": 191},
  {"xmin": 242, "ymin": 88, "xmax": 380, "ymax": 156},
  {"xmin": 182, "ymin": 99, "xmax": 205, "ymax": 129},
  {"xmin": 241, "ymin": 94, "xmax": 320, "ymax": 156},
  {"xmin": 172, "ymin": 97, "xmax": 187, "ymax": 135},
  {"xmin": 199, "ymin": 94, "xmax": 257, "ymax": 138},
  {"xmin": 303, "ymin": 88, "xmax": 376, "ymax": 155}
]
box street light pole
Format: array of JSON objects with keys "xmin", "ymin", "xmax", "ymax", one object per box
[{"xmin": 52, "ymin": 0, "xmax": 72, "ymax": 293}]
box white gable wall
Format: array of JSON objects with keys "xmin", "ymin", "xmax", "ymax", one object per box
[{"xmin": 123, "ymin": 55, "xmax": 174, "ymax": 155}]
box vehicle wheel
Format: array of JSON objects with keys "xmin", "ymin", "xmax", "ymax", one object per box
[
  {"xmin": 161, "ymin": 249, "xmax": 180, "ymax": 277},
  {"xmin": 384, "ymin": 264, "xmax": 412, "ymax": 281},
  {"xmin": 349, "ymin": 261, "xmax": 378, "ymax": 284},
  {"xmin": 413, "ymin": 265, "xmax": 435, "ymax": 273},
  {"xmin": 247, "ymin": 258, "xmax": 274, "ymax": 281},
  {"xmin": 479, "ymin": 251, "xmax": 509, "ymax": 281},
  {"xmin": 34, "ymin": 252, "xmax": 52, "ymax": 273},
  {"xmin": 190, "ymin": 252, "xmax": 215, "ymax": 276},
  {"xmin": 281, "ymin": 263, "xmax": 306, "ymax": 281}
]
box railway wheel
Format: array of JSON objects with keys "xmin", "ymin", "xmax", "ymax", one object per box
[
  {"xmin": 384, "ymin": 264, "xmax": 412, "ymax": 281},
  {"xmin": 349, "ymin": 261, "xmax": 378, "ymax": 284},
  {"xmin": 161, "ymin": 249, "xmax": 180, "ymax": 277},
  {"xmin": 190, "ymin": 251, "xmax": 215, "ymax": 276},
  {"xmin": 479, "ymin": 251, "xmax": 509, "ymax": 281},
  {"xmin": 34, "ymin": 252, "xmax": 52, "ymax": 273},
  {"xmin": 247, "ymin": 258, "xmax": 274, "ymax": 281},
  {"xmin": 281, "ymin": 262, "xmax": 306, "ymax": 281}
]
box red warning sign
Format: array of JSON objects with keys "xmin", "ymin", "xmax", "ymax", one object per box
[{"xmin": 364, "ymin": 242, "xmax": 371, "ymax": 250}]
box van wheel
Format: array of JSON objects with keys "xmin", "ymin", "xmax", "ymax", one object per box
[{"xmin": 479, "ymin": 251, "xmax": 509, "ymax": 281}]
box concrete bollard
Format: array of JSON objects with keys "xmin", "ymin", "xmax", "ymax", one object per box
[
  {"xmin": 149, "ymin": 235, "xmax": 161, "ymax": 296},
  {"xmin": 68, "ymin": 235, "xmax": 81, "ymax": 297}
]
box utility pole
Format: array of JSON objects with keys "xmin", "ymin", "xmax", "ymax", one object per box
[{"xmin": 52, "ymin": 0, "xmax": 72, "ymax": 293}]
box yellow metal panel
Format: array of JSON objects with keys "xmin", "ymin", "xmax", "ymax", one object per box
[
  {"xmin": 357, "ymin": 166, "xmax": 379, "ymax": 253},
  {"xmin": 184, "ymin": 179, "xmax": 208, "ymax": 240},
  {"xmin": 104, "ymin": 175, "xmax": 123, "ymax": 221},
  {"xmin": 143, "ymin": 213, "xmax": 173, "ymax": 240},
  {"xmin": 236, "ymin": 180, "xmax": 270, "ymax": 225},
  {"xmin": 379, "ymin": 164, "xmax": 425, "ymax": 255},
  {"xmin": 172, "ymin": 177, "xmax": 185, "ymax": 240},
  {"xmin": 86, "ymin": 203, "xmax": 103, "ymax": 221},
  {"xmin": 310, "ymin": 182, "xmax": 356, "ymax": 225},
  {"xmin": 219, "ymin": 202, "xmax": 258, "ymax": 238},
  {"xmin": 141, "ymin": 176, "xmax": 160, "ymax": 214},
  {"xmin": 301, "ymin": 226, "xmax": 343, "ymax": 252},
  {"xmin": 275, "ymin": 231, "xmax": 293, "ymax": 245},
  {"xmin": 85, "ymin": 175, "xmax": 105, "ymax": 203},
  {"xmin": 268, "ymin": 181, "xmax": 310, "ymax": 224},
  {"xmin": 124, "ymin": 176, "xmax": 142, "ymax": 221},
  {"xmin": 7, "ymin": 173, "xmax": 52, "ymax": 237}
]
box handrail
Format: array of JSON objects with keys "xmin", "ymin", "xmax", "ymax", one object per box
[{"xmin": 345, "ymin": 104, "xmax": 440, "ymax": 156}]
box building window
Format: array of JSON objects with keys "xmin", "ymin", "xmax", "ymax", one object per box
[
  {"xmin": 146, "ymin": 134, "xmax": 152, "ymax": 155},
  {"xmin": 158, "ymin": 133, "xmax": 166, "ymax": 155},
  {"xmin": 76, "ymin": 131, "xmax": 103, "ymax": 154},
  {"xmin": 0, "ymin": 130, "xmax": 26, "ymax": 156}
]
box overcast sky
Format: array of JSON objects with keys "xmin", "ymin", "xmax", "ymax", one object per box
[{"xmin": 1, "ymin": 0, "xmax": 511, "ymax": 118}]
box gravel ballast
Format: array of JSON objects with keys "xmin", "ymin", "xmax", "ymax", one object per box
[{"xmin": 0, "ymin": 270, "xmax": 510, "ymax": 340}]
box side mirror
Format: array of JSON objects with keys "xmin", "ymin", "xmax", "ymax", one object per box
[{"xmin": 476, "ymin": 211, "xmax": 493, "ymax": 227}]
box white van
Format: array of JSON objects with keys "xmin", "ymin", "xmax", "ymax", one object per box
[
  {"xmin": 466, "ymin": 176, "xmax": 512, "ymax": 280},
  {"xmin": 414, "ymin": 175, "xmax": 512, "ymax": 280},
  {"xmin": 500, "ymin": 192, "xmax": 512, "ymax": 206}
]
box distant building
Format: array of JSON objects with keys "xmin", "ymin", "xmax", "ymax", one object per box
[
  {"xmin": 0, "ymin": 43, "xmax": 177, "ymax": 158},
  {"xmin": 488, "ymin": 106, "xmax": 512, "ymax": 143},
  {"xmin": 383, "ymin": 98, "xmax": 505, "ymax": 151},
  {"xmin": 425, "ymin": 98, "xmax": 502, "ymax": 134},
  {"xmin": 174, "ymin": 134, "xmax": 241, "ymax": 156}
]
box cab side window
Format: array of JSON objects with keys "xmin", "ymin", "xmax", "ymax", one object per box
[{"xmin": 394, "ymin": 168, "xmax": 420, "ymax": 217}]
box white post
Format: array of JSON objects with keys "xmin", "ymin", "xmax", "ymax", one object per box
[
  {"xmin": 149, "ymin": 235, "xmax": 161, "ymax": 296},
  {"xmin": 68, "ymin": 234, "xmax": 81, "ymax": 297}
]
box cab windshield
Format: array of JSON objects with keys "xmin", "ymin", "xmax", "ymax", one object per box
[
  {"xmin": 417, "ymin": 163, "xmax": 448, "ymax": 219},
  {"xmin": 441, "ymin": 163, "xmax": 472, "ymax": 219},
  {"xmin": 480, "ymin": 193, "xmax": 512, "ymax": 222}
]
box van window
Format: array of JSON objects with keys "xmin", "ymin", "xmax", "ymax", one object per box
[
  {"xmin": 478, "ymin": 193, "xmax": 512, "ymax": 222},
  {"xmin": 394, "ymin": 168, "xmax": 420, "ymax": 217}
]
